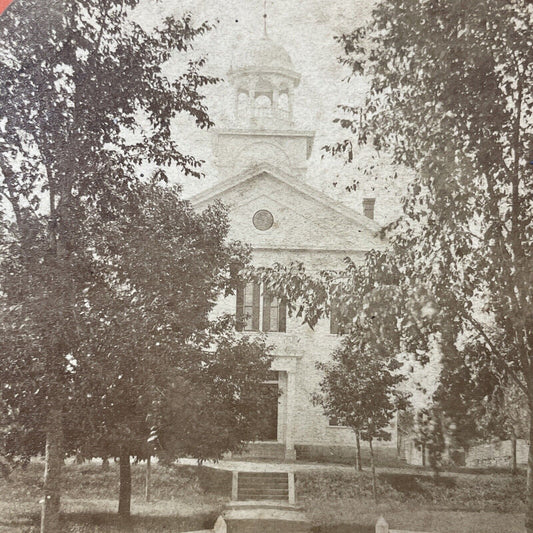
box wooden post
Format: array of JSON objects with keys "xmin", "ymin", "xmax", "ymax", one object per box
[{"xmin": 145, "ymin": 455, "xmax": 151, "ymax": 502}]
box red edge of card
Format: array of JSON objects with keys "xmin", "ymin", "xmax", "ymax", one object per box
[{"xmin": 0, "ymin": 0, "xmax": 14, "ymax": 15}]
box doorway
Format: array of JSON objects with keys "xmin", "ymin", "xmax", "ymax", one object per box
[{"xmin": 255, "ymin": 372, "xmax": 279, "ymax": 441}]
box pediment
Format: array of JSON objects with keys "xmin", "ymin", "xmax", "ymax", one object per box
[{"xmin": 190, "ymin": 164, "xmax": 383, "ymax": 253}]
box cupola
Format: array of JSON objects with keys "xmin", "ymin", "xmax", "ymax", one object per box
[{"xmin": 229, "ymin": 35, "xmax": 300, "ymax": 130}]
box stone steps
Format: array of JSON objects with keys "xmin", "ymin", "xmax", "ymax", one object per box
[
  {"xmin": 236, "ymin": 471, "xmax": 290, "ymax": 502},
  {"xmin": 220, "ymin": 506, "xmax": 312, "ymax": 533}
]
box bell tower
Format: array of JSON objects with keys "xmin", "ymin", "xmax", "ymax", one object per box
[
  {"xmin": 228, "ymin": 36, "xmax": 300, "ymax": 130},
  {"xmin": 213, "ymin": 26, "xmax": 315, "ymax": 179}
]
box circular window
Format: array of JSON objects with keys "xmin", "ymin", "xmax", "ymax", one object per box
[{"xmin": 253, "ymin": 209, "xmax": 274, "ymax": 231}]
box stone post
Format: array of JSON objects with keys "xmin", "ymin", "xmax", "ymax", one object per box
[
  {"xmin": 288, "ymin": 472, "xmax": 296, "ymax": 505},
  {"xmin": 375, "ymin": 516, "xmax": 389, "ymax": 533}
]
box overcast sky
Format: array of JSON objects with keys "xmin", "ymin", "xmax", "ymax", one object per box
[{"xmin": 134, "ymin": 0, "xmax": 405, "ymax": 224}]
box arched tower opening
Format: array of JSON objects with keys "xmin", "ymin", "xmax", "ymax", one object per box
[{"xmin": 228, "ymin": 36, "xmax": 300, "ymax": 129}]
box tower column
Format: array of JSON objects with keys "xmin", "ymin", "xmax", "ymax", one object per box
[
  {"xmin": 249, "ymin": 84, "xmax": 256, "ymax": 126},
  {"xmin": 234, "ymin": 90, "xmax": 240, "ymax": 120},
  {"xmin": 272, "ymin": 87, "xmax": 279, "ymax": 117},
  {"xmin": 284, "ymin": 370, "xmax": 297, "ymax": 461},
  {"xmin": 288, "ymin": 84, "xmax": 294, "ymax": 124}
]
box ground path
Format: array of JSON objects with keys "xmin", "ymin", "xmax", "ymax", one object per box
[{"xmin": 178, "ymin": 457, "xmax": 494, "ymax": 480}]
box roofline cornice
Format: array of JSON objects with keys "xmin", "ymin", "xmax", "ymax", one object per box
[{"xmin": 214, "ymin": 128, "xmax": 315, "ymax": 138}]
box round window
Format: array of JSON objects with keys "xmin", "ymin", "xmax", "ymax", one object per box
[{"xmin": 253, "ymin": 209, "xmax": 274, "ymax": 231}]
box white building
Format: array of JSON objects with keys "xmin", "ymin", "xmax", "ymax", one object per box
[{"xmin": 191, "ymin": 34, "xmax": 387, "ymax": 462}]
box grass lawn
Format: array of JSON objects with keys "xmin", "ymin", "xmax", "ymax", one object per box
[
  {"xmin": 0, "ymin": 459, "xmax": 527, "ymax": 532},
  {"xmin": 298, "ymin": 469, "xmax": 526, "ymax": 532},
  {"xmin": 0, "ymin": 460, "xmax": 228, "ymax": 532}
]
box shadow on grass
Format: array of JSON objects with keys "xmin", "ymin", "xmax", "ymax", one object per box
[
  {"xmin": 8, "ymin": 510, "xmax": 219, "ymax": 532},
  {"xmin": 380, "ymin": 472, "xmax": 456, "ymax": 495}
]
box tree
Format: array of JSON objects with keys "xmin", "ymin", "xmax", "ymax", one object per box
[
  {"xmin": 314, "ymin": 332, "xmax": 407, "ymax": 501},
  {"xmin": 154, "ymin": 330, "xmax": 274, "ymax": 463},
  {"xmin": 67, "ymin": 183, "xmax": 273, "ymax": 518},
  {"xmin": 432, "ymin": 338, "xmax": 499, "ymax": 456},
  {"xmin": 329, "ymin": 0, "xmax": 533, "ymax": 528},
  {"xmin": 479, "ymin": 379, "xmax": 529, "ymax": 474},
  {"xmin": 413, "ymin": 407, "xmax": 445, "ymax": 478},
  {"xmin": 0, "ymin": 1, "xmax": 217, "ymax": 530}
]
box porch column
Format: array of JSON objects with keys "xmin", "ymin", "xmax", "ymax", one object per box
[{"xmin": 285, "ymin": 371, "xmax": 297, "ymax": 461}]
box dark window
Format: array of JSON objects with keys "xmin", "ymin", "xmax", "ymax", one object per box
[
  {"xmin": 263, "ymin": 292, "xmax": 286, "ymax": 332},
  {"xmin": 328, "ymin": 415, "xmax": 341, "ymax": 426},
  {"xmin": 236, "ymin": 282, "xmax": 260, "ymax": 331},
  {"xmin": 328, "ymin": 415, "xmax": 348, "ymax": 427}
]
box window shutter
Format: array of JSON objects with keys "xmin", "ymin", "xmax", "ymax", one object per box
[
  {"xmin": 236, "ymin": 284, "xmax": 244, "ymax": 331},
  {"xmin": 262, "ymin": 291, "xmax": 271, "ymax": 332},
  {"xmin": 278, "ymin": 299, "xmax": 287, "ymax": 333},
  {"xmin": 252, "ymin": 283, "xmax": 260, "ymax": 331}
]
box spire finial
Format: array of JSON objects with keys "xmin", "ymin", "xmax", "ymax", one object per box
[{"xmin": 263, "ymin": 0, "xmax": 267, "ymax": 36}]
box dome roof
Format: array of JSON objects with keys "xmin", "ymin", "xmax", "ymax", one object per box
[{"xmin": 234, "ymin": 36, "xmax": 295, "ymax": 73}]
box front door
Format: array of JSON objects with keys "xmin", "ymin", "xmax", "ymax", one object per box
[{"xmin": 255, "ymin": 375, "xmax": 279, "ymax": 441}]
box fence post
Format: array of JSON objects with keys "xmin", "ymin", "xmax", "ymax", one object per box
[{"xmin": 375, "ymin": 516, "xmax": 389, "ymax": 533}]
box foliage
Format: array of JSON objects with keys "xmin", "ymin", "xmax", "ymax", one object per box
[
  {"xmin": 333, "ymin": 0, "xmax": 533, "ymax": 400},
  {"xmin": 413, "ymin": 407, "xmax": 446, "ymax": 477},
  {"xmin": 328, "ymin": 0, "xmax": 533, "ymax": 525},
  {"xmin": 0, "ymin": 0, "xmax": 270, "ymax": 527},
  {"xmin": 314, "ymin": 334, "xmax": 407, "ymax": 443},
  {"xmin": 153, "ymin": 331, "xmax": 274, "ymax": 463}
]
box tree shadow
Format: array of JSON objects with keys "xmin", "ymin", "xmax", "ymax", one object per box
[
  {"xmin": 380, "ymin": 472, "xmax": 456, "ymax": 495},
  {"xmin": 9, "ymin": 510, "xmax": 219, "ymax": 532}
]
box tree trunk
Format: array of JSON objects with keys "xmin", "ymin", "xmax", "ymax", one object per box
[
  {"xmin": 355, "ymin": 431, "xmax": 362, "ymax": 471},
  {"xmin": 369, "ymin": 437, "xmax": 377, "ymax": 503},
  {"xmin": 102, "ymin": 456, "xmax": 109, "ymax": 471},
  {"xmin": 145, "ymin": 455, "xmax": 151, "ymax": 502},
  {"xmin": 422, "ymin": 443, "xmax": 426, "ymax": 467},
  {"xmin": 41, "ymin": 407, "xmax": 63, "ymax": 533},
  {"xmin": 526, "ymin": 419, "xmax": 533, "ymax": 533},
  {"xmin": 118, "ymin": 446, "xmax": 131, "ymax": 519},
  {"xmin": 511, "ymin": 433, "xmax": 517, "ymax": 475}
]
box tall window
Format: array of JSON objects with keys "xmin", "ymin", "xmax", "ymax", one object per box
[
  {"xmin": 236, "ymin": 284, "xmax": 286, "ymax": 333},
  {"xmin": 236, "ymin": 282, "xmax": 260, "ymax": 331},
  {"xmin": 263, "ymin": 293, "xmax": 286, "ymax": 333}
]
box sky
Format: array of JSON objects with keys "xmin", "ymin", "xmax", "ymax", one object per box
[{"xmin": 133, "ymin": 0, "xmax": 406, "ymax": 225}]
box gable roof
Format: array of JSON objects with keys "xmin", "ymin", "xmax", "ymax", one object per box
[{"xmin": 189, "ymin": 162, "xmax": 381, "ymax": 234}]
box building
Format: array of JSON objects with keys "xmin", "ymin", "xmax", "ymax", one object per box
[{"xmin": 190, "ymin": 33, "xmax": 387, "ymax": 462}]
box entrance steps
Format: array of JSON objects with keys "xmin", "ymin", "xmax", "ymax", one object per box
[
  {"xmin": 236, "ymin": 471, "xmax": 289, "ymax": 502},
  {"xmin": 212, "ymin": 472, "xmax": 311, "ymax": 533}
]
